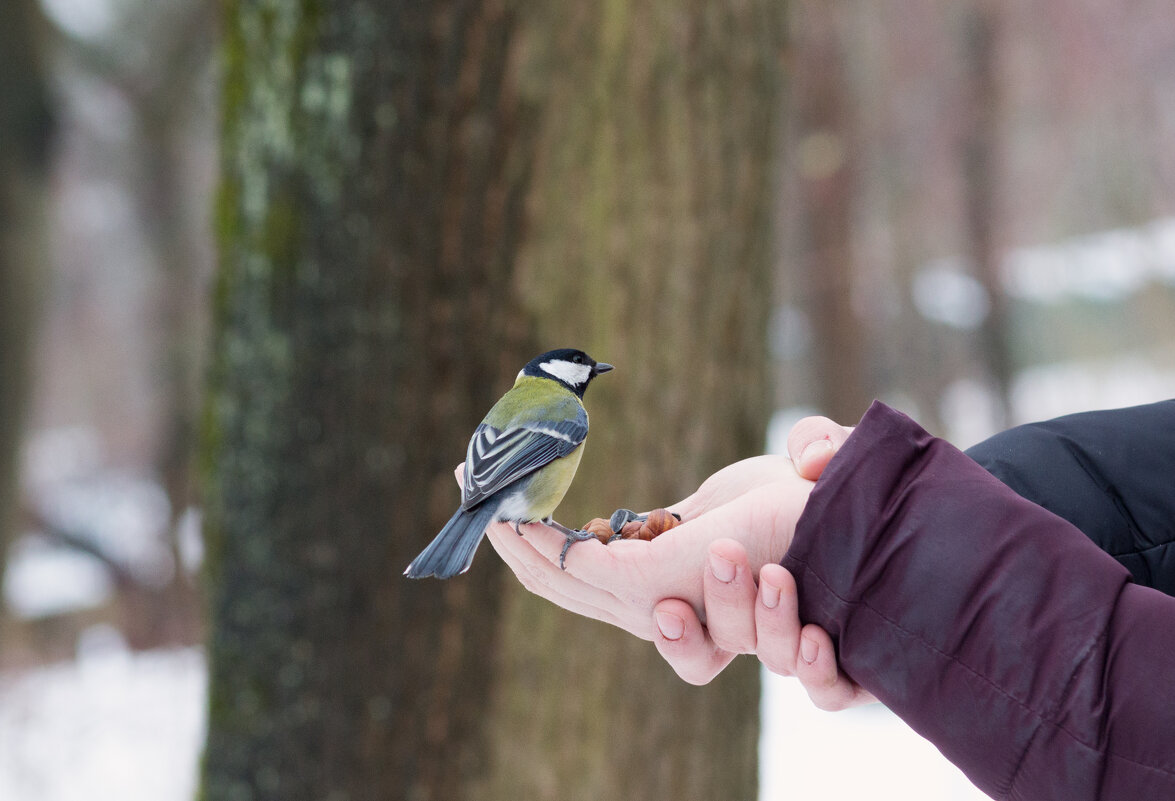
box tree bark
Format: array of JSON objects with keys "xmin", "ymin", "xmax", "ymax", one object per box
[
  {"xmin": 791, "ymin": 0, "xmax": 873, "ymax": 425},
  {"xmin": 0, "ymin": 0, "xmax": 54, "ymax": 607},
  {"xmin": 201, "ymin": 2, "xmax": 782, "ymax": 800},
  {"xmin": 961, "ymin": 2, "xmax": 1011, "ymax": 428},
  {"xmin": 202, "ymin": 3, "xmax": 530, "ymax": 799},
  {"xmin": 483, "ymin": 5, "xmax": 784, "ymax": 799}
]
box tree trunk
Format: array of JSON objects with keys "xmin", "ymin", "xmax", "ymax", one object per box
[
  {"xmin": 201, "ymin": 3, "xmax": 530, "ymax": 799},
  {"xmin": 791, "ymin": 0, "xmax": 873, "ymax": 425},
  {"xmin": 201, "ymin": 2, "xmax": 782, "ymax": 800},
  {"xmin": 0, "ymin": 0, "xmax": 54, "ymax": 608},
  {"xmin": 961, "ymin": 2, "xmax": 1011, "ymax": 429},
  {"xmin": 483, "ymin": 5, "xmax": 783, "ymax": 799}
]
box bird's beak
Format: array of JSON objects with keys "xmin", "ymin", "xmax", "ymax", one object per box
[{"xmin": 593, "ymin": 362, "xmax": 614, "ymax": 375}]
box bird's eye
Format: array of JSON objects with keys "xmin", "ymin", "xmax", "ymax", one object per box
[{"xmin": 573, "ymin": 354, "xmax": 583, "ymax": 363}]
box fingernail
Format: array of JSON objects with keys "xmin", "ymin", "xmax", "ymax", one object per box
[
  {"xmin": 800, "ymin": 438, "xmax": 834, "ymax": 467},
  {"xmin": 761, "ymin": 581, "xmax": 781, "ymax": 609},
  {"xmin": 800, "ymin": 634, "xmax": 818, "ymax": 664},
  {"xmin": 656, "ymin": 611, "xmax": 684, "ymax": 641},
  {"xmin": 709, "ymin": 553, "xmax": 736, "ymax": 583}
]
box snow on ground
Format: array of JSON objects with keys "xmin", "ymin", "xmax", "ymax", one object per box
[
  {"xmin": 759, "ymin": 671, "xmax": 993, "ymax": 800},
  {"xmin": 0, "ymin": 642, "xmax": 995, "ymax": 801},
  {"xmin": 0, "ymin": 637, "xmax": 205, "ymax": 801},
  {"xmin": 2, "ymin": 540, "xmax": 113, "ymax": 620}
]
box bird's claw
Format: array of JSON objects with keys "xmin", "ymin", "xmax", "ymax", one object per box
[
  {"xmin": 543, "ymin": 518, "xmax": 598, "ymax": 570},
  {"xmin": 558, "ymin": 528, "xmax": 597, "ymax": 570}
]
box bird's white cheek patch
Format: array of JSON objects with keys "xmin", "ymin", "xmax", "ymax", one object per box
[{"xmin": 540, "ymin": 360, "xmax": 592, "ymax": 387}]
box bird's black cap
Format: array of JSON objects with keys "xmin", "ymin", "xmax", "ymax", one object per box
[{"xmin": 522, "ymin": 348, "xmax": 613, "ymax": 396}]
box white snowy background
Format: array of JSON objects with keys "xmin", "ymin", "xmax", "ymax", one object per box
[{"xmin": 0, "ymin": 644, "xmax": 1000, "ymax": 801}]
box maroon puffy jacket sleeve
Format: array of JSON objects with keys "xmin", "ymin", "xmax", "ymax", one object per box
[{"xmin": 782, "ymin": 402, "xmax": 1175, "ymax": 801}]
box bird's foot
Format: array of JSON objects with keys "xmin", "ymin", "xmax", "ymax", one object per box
[{"xmin": 545, "ymin": 519, "xmax": 598, "ymax": 570}]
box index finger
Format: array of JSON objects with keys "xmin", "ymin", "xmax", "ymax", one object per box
[{"xmin": 651, "ymin": 598, "xmax": 736, "ymax": 685}]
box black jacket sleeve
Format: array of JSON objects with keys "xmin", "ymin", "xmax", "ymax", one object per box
[{"xmin": 965, "ymin": 399, "xmax": 1175, "ymax": 594}]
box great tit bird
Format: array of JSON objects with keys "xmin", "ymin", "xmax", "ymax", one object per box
[{"xmin": 404, "ymin": 348, "xmax": 613, "ymax": 579}]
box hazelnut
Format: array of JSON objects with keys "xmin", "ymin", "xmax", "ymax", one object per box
[
  {"xmin": 643, "ymin": 508, "xmax": 680, "ymax": 538},
  {"xmin": 582, "ymin": 517, "xmax": 614, "ymax": 544}
]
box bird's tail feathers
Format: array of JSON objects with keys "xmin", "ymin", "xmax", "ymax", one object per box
[{"xmin": 404, "ymin": 503, "xmax": 497, "ymax": 579}]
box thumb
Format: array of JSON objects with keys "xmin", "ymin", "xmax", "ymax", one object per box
[{"xmin": 787, "ymin": 417, "xmax": 852, "ymax": 481}]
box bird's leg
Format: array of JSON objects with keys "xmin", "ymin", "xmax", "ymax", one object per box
[
  {"xmin": 544, "ymin": 518, "xmax": 597, "ymax": 570},
  {"xmin": 514, "ymin": 521, "xmax": 523, "ymax": 536}
]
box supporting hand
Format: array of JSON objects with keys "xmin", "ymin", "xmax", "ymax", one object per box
[
  {"xmin": 479, "ymin": 414, "xmax": 870, "ymax": 708},
  {"xmin": 654, "ymin": 416, "xmax": 875, "ymax": 708},
  {"xmin": 654, "ymin": 538, "xmax": 876, "ymax": 707},
  {"xmin": 480, "ymin": 455, "xmax": 814, "ymax": 643}
]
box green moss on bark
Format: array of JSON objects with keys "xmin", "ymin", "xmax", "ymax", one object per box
[
  {"xmin": 201, "ymin": 2, "xmax": 531, "ymax": 799},
  {"xmin": 202, "ymin": 2, "xmax": 784, "ymax": 800}
]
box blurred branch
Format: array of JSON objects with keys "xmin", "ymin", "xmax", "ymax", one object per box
[
  {"xmin": 38, "ymin": 0, "xmax": 216, "ymax": 113},
  {"xmin": 20, "ymin": 503, "xmax": 140, "ymax": 590}
]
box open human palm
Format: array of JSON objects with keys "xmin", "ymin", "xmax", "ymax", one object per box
[
  {"xmin": 479, "ymin": 454, "xmax": 812, "ymax": 642},
  {"xmin": 481, "ymin": 415, "xmax": 874, "ymax": 710}
]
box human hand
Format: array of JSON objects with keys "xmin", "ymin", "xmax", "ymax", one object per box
[
  {"xmin": 479, "ymin": 455, "xmax": 814, "ymax": 643},
  {"xmin": 652, "ymin": 416, "xmax": 875, "ymax": 708},
  {"xmin": 654, "ymin": 539, "xmax": 877, "ymax": 707},
  {"xmin": 787, "ymin": 415, "xmax": 853, "ymax": 482}
]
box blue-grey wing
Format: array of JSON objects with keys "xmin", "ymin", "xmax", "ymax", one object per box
[{"xmin": 461, "ymin": 415, "xmax": 587, "ymax": 510}]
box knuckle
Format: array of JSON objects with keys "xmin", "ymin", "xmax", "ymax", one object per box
[
  {"xmin": 676, "ymin": 663, "xmax": 717, "ymax": 686},
  {"xmin": 711, "ymin": 632, "xmax": 754, "ymax": 655},
  {"xmin": 811, "ymin": 694, "xmax": 848, "ymax": 712},
  {"xmin": 761, "ymin": 656, "xmax": 795, "ymax": 678},
  {"xmin": 659, "ymin": 643, "xmax": 727, "ymax": 686},
  {"xmin": 805, "ymin": 678, "xmax": 849, "ymax": 711},
  {"xmin": 810, "ymin": 695, "xmax": 836, "ymax": 711}
]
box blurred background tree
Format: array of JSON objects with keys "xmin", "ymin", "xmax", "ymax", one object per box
[
  {"xmin": 0, "ymin": 0, "xmax": 55, "ymax": 625},
  {"xmin": 788, "ymin": 0, "xmax": 872, "ymax": 425},
  {"xmin": 0, "ymin": 0, "xmax": 216, "ymax": 668},
  {"xmin": 5, "ymin": 1, "xmax": 1175, "ymax": 800}
]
